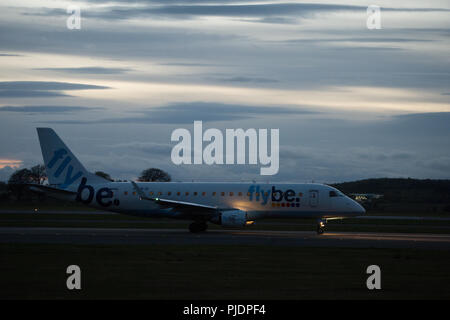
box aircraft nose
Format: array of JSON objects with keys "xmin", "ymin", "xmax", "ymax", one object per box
[{"xmin": 352, "ymin": 201, "xmax": 366, "ymax": 214}]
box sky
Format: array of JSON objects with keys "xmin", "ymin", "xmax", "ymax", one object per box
[{"xmin": 0, "ymin": 0, "xmax": 449, "ymax": 183}]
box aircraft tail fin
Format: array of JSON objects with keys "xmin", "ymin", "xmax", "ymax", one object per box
[{"xmin": 36, "ymin": 128, "xmax": 107, "ymax": 190}]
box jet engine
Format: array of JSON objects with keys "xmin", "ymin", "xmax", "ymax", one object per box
[{"xmin": 211, "ymin": 209, "xmax": 254, "ymax": 228}]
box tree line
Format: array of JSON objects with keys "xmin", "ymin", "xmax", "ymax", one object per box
[{"xmin": 0, "ymin": 165, "xmax": 171, "ymax": 201}]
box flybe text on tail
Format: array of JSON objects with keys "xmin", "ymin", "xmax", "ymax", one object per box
[{"xmin": 47, "ymin": 148, "xmax": 83, "ymax": 189}]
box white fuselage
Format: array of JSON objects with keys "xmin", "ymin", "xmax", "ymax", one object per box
[
  {"xmin": 77, "ymin": 181, "xmax": 365, "ymax": 221},
  {"xmin": 35, "ymin": 128, "xmax": 366, "ymax": 231}
]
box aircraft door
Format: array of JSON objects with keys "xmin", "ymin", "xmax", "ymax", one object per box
[{"xmin": 309, "ymin": 190, "xmax": 319, "ymax": 207}]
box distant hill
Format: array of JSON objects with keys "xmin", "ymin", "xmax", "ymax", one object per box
[{"xmin": 331, "ymin": 178, "xmax": 450, "ymax": 213}]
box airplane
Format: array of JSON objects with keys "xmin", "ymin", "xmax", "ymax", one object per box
[{"xmin": 29, "ymin": 128, "xmax": 366, "ymax": 234}]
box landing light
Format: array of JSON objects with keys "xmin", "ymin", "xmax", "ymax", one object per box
[{"xmin": 245, "ymin": 221, "xmax": 255, "ymax": 226}]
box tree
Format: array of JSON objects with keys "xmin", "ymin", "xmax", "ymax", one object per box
[
  {"xmin": 95, "ymin": 171, "xmax": 113, "ymax": 181},
  {"xmin": 7, "ymin": 164, "xmax": 47, "ymax": 201},
  {"xmin": 137, "ymin": 168, "xmax": 171, "ymax": 182},
  {"xmin": 7, "ymin": 168, "xmax": 32, "ymax": 201},
  {"xmin": 0, "ymin": 182, "xmax": 8, "ymax": 200},
  {"xmin": 8, "ymin": 168, "xmax": 33, "ymax": 185},
  {"xmin": 30, "ymin": 164, "xmax": 46, "ymax": 185}
]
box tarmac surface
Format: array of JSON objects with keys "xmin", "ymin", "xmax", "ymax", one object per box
[
  {"xmin": 3, "ymin": 209, "xmax": 450, "ymax": 220},
  {"xmin": 1, "ymin": 227, "xmax": 450, "ymax": 249}
]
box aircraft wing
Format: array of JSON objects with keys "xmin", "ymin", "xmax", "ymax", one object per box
[{"xmin": 131, "ymin": 181, "xmax": 221, "ymax": 214}]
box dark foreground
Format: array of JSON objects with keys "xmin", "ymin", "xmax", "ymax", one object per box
[
  {"xmin": 1, "ymin": 243, "xmax": 449, "ymax": 299},
  {"xmin": 1, "ymin": 210, "xmax": 450, "ymax": 299},
  {"xmin": 1, "ymin": 227, "xmax": 450, "ymax": 249}
]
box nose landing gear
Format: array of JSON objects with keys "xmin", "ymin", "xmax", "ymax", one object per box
[{"xmin": 316, "ymin": 219, "xmax": 326, "ymax": 235}]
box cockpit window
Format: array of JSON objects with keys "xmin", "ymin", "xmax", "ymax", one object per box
[{"xmin": 329, "ymin": 191, "xmax": 344, "ymax": 197}]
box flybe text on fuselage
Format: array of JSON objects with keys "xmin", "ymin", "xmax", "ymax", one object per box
[
  {"xmin": 247, "ymin": 185, "xmax": 300, "ymax": 206},
  {"xmin": 76, "ymin": 177, "xmax": 120, "ymax": 207}
]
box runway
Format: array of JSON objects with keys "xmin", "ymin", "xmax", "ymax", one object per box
[{"xmin": 1, "ymin": 227, "xmax": 450, "ymax": 249}]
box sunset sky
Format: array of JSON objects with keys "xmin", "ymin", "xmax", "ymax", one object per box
[{"xmin": 0, "ymin": 0, "xmax": 449, "ymax": 182}]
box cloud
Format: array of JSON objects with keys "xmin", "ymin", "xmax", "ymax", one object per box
[
  {"xmin": 419, "ymin": 157, "xmax": 450, "ymax": 172},
  {"xmin": 0, "ymin": 53, "xmax": 22, "ymax": 56},
  {"xmin": 43, "ymin": 102, "xmax": 318, "ymax": 124},
  {"xmin": 108, "ymin": 141, "xmax": 173, "ymax": 156},
  {"xmin": 158, "ymin": 62, "xmax": 220, "ymax": 67},
  {"xmin": 0, "ymin": 106, "xmax": 102, "ymax": 113},
  {"xmin": 391, "ymin": 112, "xmax": 450, "ymax": 133},
  {"xmin": 0, "ymin": 81, "xmax": 109, "ymax": 91},
  {"xmin": 0, "ymin": 90, "xmax": 70, "ymax": 98},
  {"xmin": 279, "ymin": 37, "xmax": 435, "ymax": 44},
  {"xmin": 219, "ymin": 76, "xmax": 278, "ymax": 83},
  {"xmin": 0, "ymin": 158, "xmax": 22, "ymax": 169},
  {"xmin": 35, "ymin": 67, "xmax": 133, "ymax": 74},
  {"xmin": 23, "ymin": 3, "xmax": 364, "ymax": 20},
  {"xmin": 0, "ymin": 81, "xmax": 110, "ymax": 98},
  {"xmin": 0, "ymin": 1, "xmax": 449, "ymax": 182},
  {"xmin": 0, "ymin": 166, "xmax": 15, "ymax": 182},
  {"xmin": 28, "ymin": 3, "xmax": 450, "ymax": 21}
]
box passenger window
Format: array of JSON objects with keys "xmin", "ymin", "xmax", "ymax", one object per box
[
  {"xmin": 230, "ymin": 192, "xmax": 233, "ymax": 196},
  {"xmin": 298, "ymin": 192, "xmax": 303, "ymax": 197},
  {"xmin": 202, "ymin": 192, "xmax": 206, "ymax": 196},
  {"xmin": 329, "ymin": 191, "xmax": 337, "ymax": 197},
  {"xmin": 221, "ymin": 192, "xmax": 225, "ymax": 196},
  {"xmin": 177, "ymin": 192, "xmax": 180, "ymax": 196},
  {"xmin": 185, "ymin": 192, "xmax": 189, "ymax": 196},
  {"xmin": 157, "ymin": 192, "xmax": 161, "ymax": 196},
  {"xmin": 168, "ymin": 192, "xmax": 171, "ymax": 196},
  {"xmin": 194, "ymin": 192, "xmax": 198, "ymax": 196},
  {"xmin": 133, "ymin": 192, "xmax": 136, "ymax": 196},
  {"xmin": 124, "ymin": 191, "xmax": 128, "ymax": 195},
  {"xmin": 238, "ymin": 192, "xmax": 242, "ymax": 196},
  {"xmin": 149, "ymin": 192, "xmax": 153, "ymax": 196},
  {"xmin": 212, "ymin": 192, "xmax": 216, "ymax": 196}
]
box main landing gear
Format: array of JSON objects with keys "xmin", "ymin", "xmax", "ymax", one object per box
[
  {"xmin": 316, "ymin": 219, "xmax": 326, "ymax": 235},
  {"xmin": 189, "ymin": 221, "xmax": 208, "ymax": 233}
]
